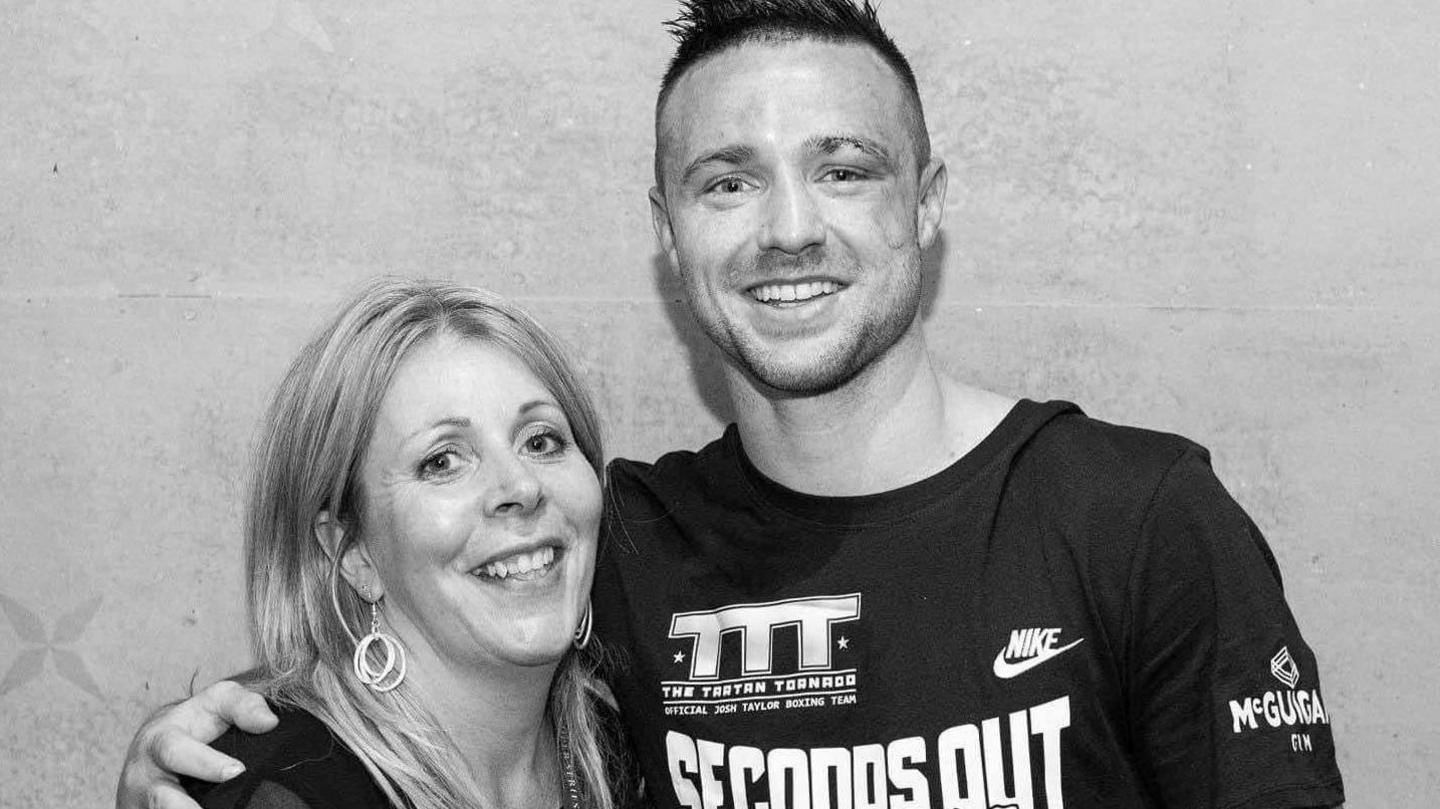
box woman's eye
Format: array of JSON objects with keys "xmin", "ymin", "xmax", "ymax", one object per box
[
  {"xmin": 523, "ymin": 430, "xmax": 567, "ymax": 456},
  {"xmin": 420, "ymin": 450, "xmax": 460, "ymax": 477}
]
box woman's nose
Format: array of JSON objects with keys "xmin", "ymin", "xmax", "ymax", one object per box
[{"xmin": 483, "ymin": 454, "xmax": 543, "ymax": 517}]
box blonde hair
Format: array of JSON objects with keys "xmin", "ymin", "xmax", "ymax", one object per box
[{"xmin": 245, "ymin": 277, "xmax": 615, "ymax": 809}]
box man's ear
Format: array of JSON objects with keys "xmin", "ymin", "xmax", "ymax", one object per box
[
  {"xmin": 315, "ymin": 511, "xmax": 381, "ymax": 601},
  {"xmin": 649, "ymin": 185, "xmax": 680, "ymax": 273},
  {"xmin": 915, "ymin": 158, "xmax": 949, "ymax": 251}
]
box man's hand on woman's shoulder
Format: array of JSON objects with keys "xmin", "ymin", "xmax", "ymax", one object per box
[{"xmin": 115, "ymin": 680, "xmax": 278, "ymax": 809}]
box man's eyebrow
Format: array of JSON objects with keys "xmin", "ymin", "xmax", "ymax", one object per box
[
  {"xmin": 680, "ymin": 145, "xmax": 756, "ymax": 185},
  {"xmin": 807, "ymin": 134, "xmax": 890, "ymax": 162}
]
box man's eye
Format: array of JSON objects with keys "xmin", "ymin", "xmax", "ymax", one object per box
[
  {"xmin": 708, "ymin": 177, "xmax": 749, "ymax": 194},
  {"xmin": 823, "ymin": 168, "xmax": 865, "ymax": 182}
]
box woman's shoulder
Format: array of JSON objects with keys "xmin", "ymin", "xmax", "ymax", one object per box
[
  {"xmin": 589, "ymin": 694, "xmax": 655, "ymax": 809},
  {"xmin": 184, "ymin": 702, "xmax": 389, "ymax": 809}
]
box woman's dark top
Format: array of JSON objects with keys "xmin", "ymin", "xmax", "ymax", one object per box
[
  {"xmin": 183, "ymin": 701, "xmax": 650, "ymax": 809},
  {"xmin": 182, "ymin": 705, "xmax": 387, "ymax": 809}
]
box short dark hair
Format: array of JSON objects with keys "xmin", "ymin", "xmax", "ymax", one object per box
[{"xmin": 654, "ymin": 0, "xmax": 931, "ymax": 177}]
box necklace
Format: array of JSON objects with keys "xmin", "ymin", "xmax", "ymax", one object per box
[{"xmin": 557, "ymin": 722, "xmax": 583, "ymax": 809}]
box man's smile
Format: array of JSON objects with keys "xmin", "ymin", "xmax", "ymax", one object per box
[{"xmin": 748, "ymin": 280, "xmax": 845, "ymax": 305}]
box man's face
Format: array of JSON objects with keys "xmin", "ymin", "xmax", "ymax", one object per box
[{"xmin": 651, "ymin": 39, "xmax": 946, "ymax": 394}]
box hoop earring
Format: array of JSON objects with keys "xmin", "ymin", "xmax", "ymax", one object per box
[
  {"xmin": 573, "ymin": 599, "xmax": 593, "ymax": 650},
  {"xmin": 353, "ymin": 594, "xmax": 406, "ymax": 693}
]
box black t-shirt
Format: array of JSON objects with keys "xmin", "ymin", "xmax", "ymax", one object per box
[{"xmin": 593, "ymin": 400, "xmax": 1344, "ymax": 809}]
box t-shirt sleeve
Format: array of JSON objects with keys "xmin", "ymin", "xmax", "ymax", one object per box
[{"xmin": 1124, "ymin": 448, "xmax": 1344, "ymax": 809}]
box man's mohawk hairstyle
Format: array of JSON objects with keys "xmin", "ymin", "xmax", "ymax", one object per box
[{"xmin": 658, "ymin": 0, "xmax": 920, "ymax": 103}]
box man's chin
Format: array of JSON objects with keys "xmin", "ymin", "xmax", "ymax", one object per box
[{"xmin": 733, "ymin": 349, "xmax": 865, "ymax": 397}]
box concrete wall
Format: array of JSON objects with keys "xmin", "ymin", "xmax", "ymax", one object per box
[{"xmin": 2, "ymin": 0, "xmax": 1435, "ymax": 805}]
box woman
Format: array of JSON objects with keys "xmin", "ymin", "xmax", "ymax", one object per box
[{"xmin": 186, "ymin": 278, "xmax": 636, "ymax": 808}]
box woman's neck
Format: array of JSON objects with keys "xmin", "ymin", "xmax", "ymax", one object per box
[{"xmin": 409, "ymin": 655, "xmax": 563, "ymax": 808}]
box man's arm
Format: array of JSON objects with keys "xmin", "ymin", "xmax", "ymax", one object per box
[
  {"xmin": 1125, "ymin": 448, "xmax": 1345, "ymax": 808},
  {"xmin": 115, "ymin": 680, "xmax": 279, "ymax": 809}
]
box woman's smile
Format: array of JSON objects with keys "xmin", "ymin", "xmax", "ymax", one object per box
[{"xmin": 471, "ymin": 543, "xmax": 562, "ymax": 582}]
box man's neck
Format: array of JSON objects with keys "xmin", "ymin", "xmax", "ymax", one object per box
[{"xmin": 727, "ymin": 329, "xmax": 1016, "ymax": 497}]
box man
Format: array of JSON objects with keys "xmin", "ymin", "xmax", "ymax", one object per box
[{"xmin": 118, "ymin": 2, "xmax": 1344, "ymax": 807}]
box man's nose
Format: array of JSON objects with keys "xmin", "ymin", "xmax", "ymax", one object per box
[
  {"xmin": 757, "ymin": 173, "xmax": 825, "ymax": 254},
  {"xmin": 483, "ymin": 454, "xmax": 543, "ymax": 517}
]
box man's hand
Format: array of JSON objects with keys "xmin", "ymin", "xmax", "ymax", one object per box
[{"xmin": 115, "ymin": 680, "xmax": 279, "ymax": 809}]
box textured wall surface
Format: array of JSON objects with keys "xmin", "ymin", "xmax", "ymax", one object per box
[{"xmin": 3, "ymin": 0, "xmax": 1437, "ymax": 805}]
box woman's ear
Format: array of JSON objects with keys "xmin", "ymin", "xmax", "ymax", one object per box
[{"xmin": 315, "ymin": 511, "xmax": 382, "ymax": 601}]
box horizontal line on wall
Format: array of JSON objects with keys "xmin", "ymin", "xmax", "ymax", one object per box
[
  {"xmin": 114, "ymin": 293, "xmax": 216, "ymax": 299},
  {"xmin": 0, "ymin": 289, "xmax": 1429, "ymax": 316}
]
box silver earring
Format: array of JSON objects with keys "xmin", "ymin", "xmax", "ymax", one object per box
[
  {"xmin": 353, "ymin": 589, "xmax": 406, "ymax": 692},
  {"xmin": 573, "ymin": 599, "xmax": 593, "ymax": 650}
]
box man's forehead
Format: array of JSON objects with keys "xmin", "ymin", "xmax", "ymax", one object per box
[
  {"xmin": 656, "ymin": 38, "xmax": 914, "ymax": 162},
  {"xmin": 663, "ymin": 38, "xmax": 901, "ymax": 110}
]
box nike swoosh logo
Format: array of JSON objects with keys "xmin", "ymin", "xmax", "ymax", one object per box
[{"xmin": 992, "ymin": 638, "xmax": 1084, "ymax": 679}]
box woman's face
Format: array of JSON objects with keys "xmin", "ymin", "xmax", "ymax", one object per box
[{"xmin": 352, "ymin": 334, "xmax": 600, "ymax": 675}]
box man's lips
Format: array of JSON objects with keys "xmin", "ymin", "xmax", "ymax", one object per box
[{"xmin": 748, "ymin": 279, "xmax": 845, "ymax": 303}]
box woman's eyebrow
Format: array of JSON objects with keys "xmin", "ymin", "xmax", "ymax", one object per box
[
  {"xmin": 518, "ymin": 399, "xmax": 562, "ymax": 417},
  {"xmin": 403, "ymin": 416, "xmax": 471, "ymax": 443}
]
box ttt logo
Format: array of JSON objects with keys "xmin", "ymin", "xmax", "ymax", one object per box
[{"xmin": 669, "ymin": 594, "xmax": 861, "ymax": 680}]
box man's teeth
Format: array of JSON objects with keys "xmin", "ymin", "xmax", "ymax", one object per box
[
  {"xmin": 475, "ymin": 546, "xmax": 556, "ymax": 580},
  {"xmin": 752, "ymin": 281, "xmax": 840, "ymax": 303}
]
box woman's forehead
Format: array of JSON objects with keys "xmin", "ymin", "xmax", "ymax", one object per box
[{"xmin": 378, "ymin": 338, "xmax": 554, "ymax": 426}]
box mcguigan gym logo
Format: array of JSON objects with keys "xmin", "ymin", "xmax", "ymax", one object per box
[
  {"xmin": 660, "ymin": 594, "xmax": 861, "ymax": 716},
  {"xmin": 1228, "ymin": 646, "xmax": 1331, "ymax": 751}
]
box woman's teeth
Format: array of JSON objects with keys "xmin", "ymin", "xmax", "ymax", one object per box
[{"xmin": 474, "ymin": 546, "xmax": 556, "ymax": 581}]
